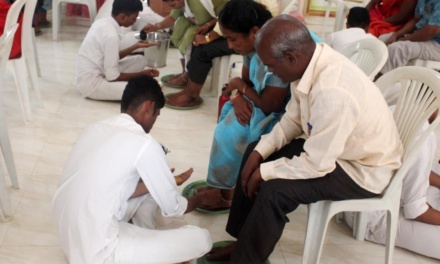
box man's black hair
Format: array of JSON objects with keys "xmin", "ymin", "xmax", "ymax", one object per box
[
  {"xmin": 121, "ymin": 76, "xmax": 165, "ymax": 112},
  {"xmin": 112, "ymin": 0, "xmax": 143, "ymax": 16},
  {"xmin": 347, "ymin": 7, "xmax": 370, "ymax": 29}
]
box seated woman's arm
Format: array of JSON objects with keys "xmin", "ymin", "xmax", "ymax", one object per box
[{"xmin": 384, "ymin": 1, "xmax": 417, "ymax": 26}]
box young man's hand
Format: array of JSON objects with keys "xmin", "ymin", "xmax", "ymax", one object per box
[{"xmin": 144, "ymin": 69, "xmax": 159, "ymax": 77}]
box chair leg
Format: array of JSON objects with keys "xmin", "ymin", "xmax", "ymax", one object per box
[
  {"xmin": 31, "ymin": 30, "xmax": 42, "ymax": 77},
  {"xmin": 353, "ymin": 211, "xmax": 368, "ymax": 241},
  {"xmin": 322, "ymin": 0, "xmax": 333, "ymax": 34},
  {"xmin": 0, "ymin": 114, "xmax": 19, "ymax": 189},
  {"xmin": 385, "ymin": 204, "xmax": 399, "ymax": 264},
  {"xmin": 0, "ymin": 164, "xmax": 13, "ymax": 222},
  {"xmin": 53, "ymin": 2, "xmax": 61, "ymax": 41},
  {"xmin": 10, "ymin": 60, "xmax": 33, "ymax": 123},
  {"xmin": 302, "ymin": 201, "xmax": 332, "ymax": 264},
  {"xmin": 25, "ymin": 53, "xmax": 42, "ymax": 106}
]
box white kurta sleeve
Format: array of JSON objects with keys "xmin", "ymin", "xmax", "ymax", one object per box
[
  {"xmin": 102, "ymin": 34, "xmax": 121, "ymax": 81},
  {"xmin": 136, "ymin": 140, "xmax": 188, "ymax": 217}
]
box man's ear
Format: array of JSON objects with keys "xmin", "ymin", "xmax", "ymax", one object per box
[
  {"xmin": 284, "ymin": 50, "xmax": 297, "ymax": 65},
  {"xmin": 142, "ymin": 100, "xmax": 155, "ymax": 115}
]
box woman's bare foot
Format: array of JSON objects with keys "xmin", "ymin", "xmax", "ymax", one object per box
[
  {"xmin": 166, "ymin": 92, "xmax": 202, "ymax": 108},
  {"xmin": 205, "ymin": 242, "xmax": 236, "ymax": 261}
]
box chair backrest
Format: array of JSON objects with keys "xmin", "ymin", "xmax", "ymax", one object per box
[
  {"xmin": 0, "ymin": 24, "xmax": 19, "ymax": 86},
  {"xmin": 4, "ymin": 0, "xmax": 37, "ymax": 56},
  {"xmin": 340, "ymin": 38, "xmax": 388, "ymax": 79},
  {"xmin": 280, "ymin": 0, "xmax": 298, "ymax": 14},
  {"xmin": 375, "ymin": 66, "xmax": 440, "ymax": 198}
]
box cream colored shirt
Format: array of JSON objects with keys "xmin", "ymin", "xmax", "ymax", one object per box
[{"xmin": 254, "ymin": 43, "xmax": 403, "ymax": 194}]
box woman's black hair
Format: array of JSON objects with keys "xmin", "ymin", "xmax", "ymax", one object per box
[{"xmin": 218, "ymin": 0, "xmax": 273, "ymax": 34}]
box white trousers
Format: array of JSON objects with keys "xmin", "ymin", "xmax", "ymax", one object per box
[
  {"xmin": 381, "ymin": 40, "xmax": 440, "ymax": 74},
  {"xmin": 344, "ymin": 177, "xmax": 440, "ymax": 259},
  {"xmin": 86, "ymin": 55, "xmax": 146, "ymax": 101},
  {"xmin": 107, "ymin": 195, "xmax": 212, "ymax": 264}
]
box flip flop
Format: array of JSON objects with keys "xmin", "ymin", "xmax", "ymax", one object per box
[
  {"xmin": 164, "ymin": 93, "xmax": 204, "ymax": 110},
  {"xmin": 196, "ymin": 241, "xmax": 271, "ymax": 264},
  {"xmin": 182, "ymin": 180, "xmax": 229, "ymax": 214},
  {"xmin": 161, "ymin": 73, "xmax": 187, "ymax": 89}
]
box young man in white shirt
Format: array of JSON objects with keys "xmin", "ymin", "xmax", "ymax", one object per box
[
  {"xmin": 325, "ymin": 7, "xmax": 375, "ymax": 53},
  {"xmin": 206, "ymin": 15, "xmax": 403, "ymax": 263},
  {"xmin": 76, "ymin": 0, "xmax": 159, "ymax": 101},
  {"xmin": 53, "ymin": 76, "xmax": 220, "ymax": 263}
]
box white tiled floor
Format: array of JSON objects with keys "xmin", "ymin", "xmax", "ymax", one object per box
[{"xmin": 0, "ymin": 15, "xmax": 439, "ymax": 264}]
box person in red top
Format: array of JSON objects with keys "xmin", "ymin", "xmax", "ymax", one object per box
[
  {"xmin": 366, "ymin": 0, "xmax": 417, "ymax": 41},
  {"xmin": 0, "ymin": 0, "xmax": 23, "ymax": 59}
]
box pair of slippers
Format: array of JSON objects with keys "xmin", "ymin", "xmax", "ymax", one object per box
[{"xmin": 161, "ymin": 73, "xmax": 203, "ymax": 110}]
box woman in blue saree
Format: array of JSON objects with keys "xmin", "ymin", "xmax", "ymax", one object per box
[{"xmin": 199, "ymin": 0, "xmax": 290, "ymax": 210}]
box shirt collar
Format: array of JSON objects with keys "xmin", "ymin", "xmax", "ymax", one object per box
[
  {"xmin": 294, "ymin": 43, "xmax": 323, "ymax": 95},
  {"xmin": 109, "ymin": 16, "xmax": 121, "ymax": 33}
]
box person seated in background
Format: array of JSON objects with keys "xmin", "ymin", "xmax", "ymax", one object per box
[
  {"xmin": 345, "ymin": 109, "xmax": 440, "ymax": 260},
  {"xmin": 205, "ymin": 15, "xmax": 402, "ymax": 263},
  {"xmin": 76, "ymin": 0, "xmax": 159, "ymax": 101},
  {"xmin": 53, "ymin": 76, "xmax": 221, "ymax": 264},
  {"xmin": 365, "ymin": 0, "xmax": 417, "ymax": 41},
  {"xmin": 143, "ymin": 0, "xmax": 231, "ymax": 91},
  {"xmin": 326, "ymin": 7, "xmax": 375, "ymax": 52},
  {"xmin": 198, "ymin": 0, "xmax": 290, "ymax": 210},
  {"xmin": 380, "ymin": 0, "xmax": 440, "ymax": 75}
]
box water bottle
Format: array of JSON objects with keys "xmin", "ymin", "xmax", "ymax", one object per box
[{"xmin": 218, "ymin": 85, "xmax": 230, "ymax": 122}]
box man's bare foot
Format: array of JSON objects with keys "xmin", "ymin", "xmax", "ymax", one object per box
[
  {"xmin": 205, "ymin": 242, "xmax": 236, "ymax": 261},
  {"xmin": 166, "ymin": 92, "xmax": 202, "ymax": 108},
  {"xmin": 197, "ymin": 188, "xmax": 231, "ymax": 210},
  {"xmin": 166, "ymin": 72, "xmax": 188, "ymax": 86},
  {"xmin": 167, "ymin": 72, "xmax": 185, "ymax": 82}
]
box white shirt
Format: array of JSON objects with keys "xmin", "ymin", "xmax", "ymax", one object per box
[
  {"xmin": 76, "ymin": 17, "xmax": 122, "ymax": 97},
  {"xmin": 52, "ymin": 114, "xmax": 188, "ymax": 264},
  {"xmin": 325, "ymin": 28, "xmax": 375, "ymax": 53},
  {"xmin": 254, "ymin": 44, "xmax": 403, "ymax": 194}
]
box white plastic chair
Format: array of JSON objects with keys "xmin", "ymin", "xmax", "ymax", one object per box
[
  {"xmin": 322, "ymin": 0, "xmax": 369, "ymax": 33},
  {"xmin": 408, "ymin": 59, "xmax": 440, "ymax": 71},
  {"xmin": 0, "ymin": 24, "xmax": 20, "ymax": 222},
  {"xmin": 52, "ymin": 0, "xmax": 97, "ymax": 41},
  {"xmin": 210, "ymin": 54, "xmax": 243, "ymax": 97},
  {"xmin": 301, "ymin": 66, "xmax": 440, "ymax": 264},
  {"xmin": 340, "ymin": 37, "xmax": 388, "ymax": 80},
  {"xmin": 4, "ymin": 0, "xmax": 42, "ymax": 123}
]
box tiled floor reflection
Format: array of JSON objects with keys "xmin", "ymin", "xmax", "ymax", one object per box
[{"xmin": 0, "ymin": 15, "xmax": 437, "ymax": 264}]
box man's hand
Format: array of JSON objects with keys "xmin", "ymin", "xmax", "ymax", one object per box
[
  {"xmin": 143, "ymin": 23, "xmax": 158, "ymax": 33},
  {"xmin": 241, "ymin": 151, "xmax": 263, "ymax": 195},
  {"xmin": 144, "ymin": 68, "xmax": 159, "ymax": 77},
  {"xmin": 192, "ymin": 34, "xmax": 208, "ymax": 46},
  {"xmin": 246, "ymin": 168, "xmax": 263, "ymax": 200},
  {"xmin": 135, "ymin": 41, "xmax": 159, "ymax": 49},
  {"xmin": 386, "ymin": 33, "xmax": 399, "ymax": 45},
  {"xmin": 195, "ymin": 24, "xmax": 211, "ymax": 35},
  {"xmin": 232, "ymin": 96, "xmax": 253, "ymax": 126}
]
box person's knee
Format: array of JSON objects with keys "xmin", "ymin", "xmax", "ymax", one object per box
[{"xmin": 187, "ymin": 226, "xmax": 212, "ymax": 254}]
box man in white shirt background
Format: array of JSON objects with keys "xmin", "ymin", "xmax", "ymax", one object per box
[
  {"xmin": 52, "ymin": 76, "xmax": 220, "ymax": 264},
  {"xmin": 325, "ymin": 7, "xmax": 375, "ymax": 53},
  {"xmin": 76, "ymin": 0, "xmax": 159, "ymax": 101}
]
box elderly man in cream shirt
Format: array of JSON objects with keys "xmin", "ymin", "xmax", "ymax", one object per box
[{"xmin": 205, "ymin": 15, "xmax": 403, "ymax": 263}]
